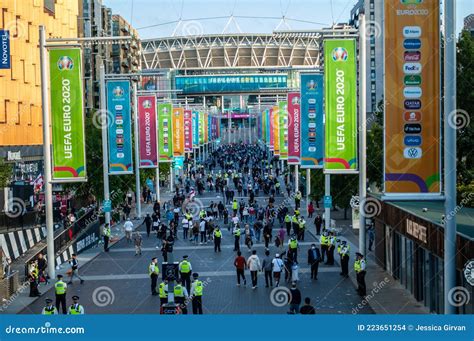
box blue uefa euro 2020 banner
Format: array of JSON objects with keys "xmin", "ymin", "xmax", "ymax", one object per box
[
  {"xmin": 192, "ymin": 111, "xmax": 199, "ymax": 148},
  {"xmin": 300, "ymin": 73, "xmax": 324, "ymax": 169},
  {"xmin": 106, "ymin": 80, "xmax": 133, "ymax": 175}
]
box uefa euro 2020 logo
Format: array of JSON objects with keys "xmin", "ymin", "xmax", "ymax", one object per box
[
  {"xmin": 143, "ymin": 100, "xmax": 152, "ymax": 109},
  {"xmin": 113, "ymin": 86, "xmax": 124, "ymax": 98},
  {"xmin": 57, "ymin": 56, "xmax": 74, "ymax": 70},
  {"xmin": 332, "ymin": 47, "xmax": 348, "ymax": 62}
]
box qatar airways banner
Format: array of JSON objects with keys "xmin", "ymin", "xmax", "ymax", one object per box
[
  {"xmin": 184, "ymin": 109, "xmax": 193, "ymax": 152},
  {"xmin": 287, "ymin": 92, "xmax": 301, "ymax": 165},
  {"xmin": 138, "ymin": 96, "xmax": 158, "ymax": 168}
]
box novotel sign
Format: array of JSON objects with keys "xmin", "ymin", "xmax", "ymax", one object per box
[{"xmin": 0, "ymin": 30, "xmax": 10, "ymax": 69}]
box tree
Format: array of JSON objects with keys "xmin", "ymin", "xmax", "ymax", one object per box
[
  {"xmin": 366, "ymin": 100, "xmax": 384, "ymax": 190},
  {"xmin": 331, "ymin": 174, "xmax": 358, "ymax": 220},
  {"xmin": 0, "ymin": 159, "xmax": 12, "ymax": 188}
]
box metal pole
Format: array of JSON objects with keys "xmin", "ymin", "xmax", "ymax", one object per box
[
  {"xmin": 99, "ymin": 64, "xmax": 111, "ymax": 226},
  {"xmin": 39, "ymin": 26, "xmax": 55, "ymax": 279},
  {"xmin": 132, "ymin": 81, "xmax": 141, "ymax": 219},
  {"xmin": 324, "ymin": 174, "xmax": 330, "ymax": 230},
  {"xmin": 444, "ymin": 0, "xmax": 456, "ymax": 314},
  {"xmin": 306, "ymin": 168, "xmax": 310, "ymax": 207},
  {"xmin": 156, "ymin": 167, "xmax": 161, "ymax": 202},
  {"xmin": 358, "ymin": 13, "xmax": 367, "ymax": 255},
  {"xmin": 295, "ymin": 164, "xmax": 299, "ymax": 193}
]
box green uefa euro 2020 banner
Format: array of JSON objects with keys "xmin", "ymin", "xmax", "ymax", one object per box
[
  {"xmin": 278, "ymin": 101, "xmax": 288, "ymax": 160},
  {"xmin": 324, "ymin": 39, "xmax": 358, "ymax": 174},
  {"xmin": 49, "ymin": 48, "xmax": 87, "ymax": 182},
  {"xmin": 158, "ymin": 103, "xmax": 173, "ymax": 162}
]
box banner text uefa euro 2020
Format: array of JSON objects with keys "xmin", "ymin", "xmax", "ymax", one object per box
[
  {"xmin": 287, "ymin": 92, "xmax": 301, "ymax": 165},
  {"xmin": 158, "ymin": 103, "xmax": 173, "ymax": 162},
  {"xmin": 138, "ymin": 96, "xmax": 158, "ymax": 168},
  {"xmin": 49, "ymin": 48, "xmax": 87, "ymax": 182},
  {"xmin": 107, "ymin": 80, "xmax": 133, "ymax": 175},
  {"xmin": 324, "ymin": 39, "xmax": 358, "ymax": 174},
  {"xmin": 384, "ymin": 0, "xmax": 440, "ymax": 196}
]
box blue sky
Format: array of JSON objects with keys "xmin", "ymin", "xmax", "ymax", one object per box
[{"xmin": 103, "ymin": 0, "xmax": 473, "ymax": 39}]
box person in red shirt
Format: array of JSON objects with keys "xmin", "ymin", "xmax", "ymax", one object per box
[{"xmin": 233, "ymin": 251, "xmax": 247, "ymax": 286}]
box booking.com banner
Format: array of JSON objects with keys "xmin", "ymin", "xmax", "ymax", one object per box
[{"xmin": 0, "ymin": 315, "xmax": 472, "ymax": 340}]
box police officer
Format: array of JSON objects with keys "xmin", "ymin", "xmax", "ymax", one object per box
[
  {"xmin": 213, "ymin": 226, "xmax": 222, "ymax": 252},
  {"xmin": 190, "ymin": 273, "xmax": 203, "ymax": 314},
  {"xmin": 326, "ymin": 231, "xmax": 337, "ymax": 265},
  {"xmin": 179, "ymin": 255, "xmax": 192, "ymax": 293},
  {"xmin": 294, "ymin": 191, "xmax": 302, "ymax": 209},
  {"xmin": 233, "ymin": 224, "xmax": 241, "ymax": 252},
  {"xmin": 291, "ymin": 214, "xmax": 299, "ymax": 236},
  {"xmin": 338, "ymin": 240, "xmax": 350, "ymax": 277},
  {"xmin": 319, "ymin": 232, "xmax": 329, "ymax": 263},
  {"xmin": 354, "ymin": 253, "xmax": 367, "ymax": 296},
  {"xmin": 68, "ymin": 296, "xmax": 84, "ymax": 315},
  {"xmin": 103, "ymin": 223, "xmax": 111, "ymax": 252},
  {"xmin": 288, "ymin": 236, "xmax": 299, "ymax": 262},
  {"xmin": 174, "ymin": 279, "xmax": 189, "ymax": 314},
  {"xmin": 149, "ymin": 257, "xmax": 160, "ymax": 295},
  {"xmin": 284, "ymin": 213, "xmax": 292, "ymax": 236},
  {"xmin": 158, "ymin": 280, "xmax": 168, "ymax": 306},
  {"xmin": 232, "ymin": 199, "xmax": 238, "ymax": 215},
  {"xmin": 41, "ymin": 298, "xmax": 58, "ymax": 315},
  {"xmin": 297, "ymin": 216, "xmax": 306, "ymax": 241},
  {"xmin": 54, "ymin": 274, "xmax": 67, "ymax": 314}
]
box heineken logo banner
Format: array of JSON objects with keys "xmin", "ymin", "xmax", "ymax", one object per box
[
  {"xmin": 324, "ymin": 39, "xmax": 358, "ymax": 174},
  {"xmin": 49, "ymin": 48, "xmax": 86, "ymax": 182},
  {"xmin": 106, "ymin": 80, "xmax": 133, "ymax": 175}
]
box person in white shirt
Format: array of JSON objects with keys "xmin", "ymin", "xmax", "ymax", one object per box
[
  {"xmin": 272, "ymin": 254, "xmax": 285, "ymax": 287},
  {"xmin": 199, "ymin": 219, "xmax": 207, "ymax": 244},
  {"xmin": 182, "ymin": 217, "xmax": 190, "ymax": 240},
  {"xmin": 247, "ymin": 250, "xmax": 261, "ymax": 289},
  {"xmin": 124, "ymin": 218, "xmax": 134, "ymax": 243}
]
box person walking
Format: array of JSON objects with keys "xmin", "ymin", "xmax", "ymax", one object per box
[
  {"xmin": 272, "ymin": 253, "xmax": 284, "ymax": 287},
  {"xmin": 307, "ymin": 244, "xmax": 321, "ymax": 280},
  {"xmin": 299, "ymin": 297, "xmax": 316, "ymax": 314},
  {"xmin": 233, "ymin": 224, "xmax": 241, "ymax": 252},
  {"xmin": 103, "ymin": 223, "xmax": 111, "ymax": 252},
  {"xmin": 179, "ymin": 255, "xmax": 193, "ymax": 293},
  {"xmin": 182, "ymin": 216, "xmax": 190, "ymax": 240},
  {"xmin": 288, "ymin": 282, "xmax": 302, "ymax": 314},
  {"xmin": 124, "ymin": 218, "xmax": 134, "ymax": 243},
  {"xmin": 133, "ymin": 230, "xmax": 143, "ymax": 256},
  {"xmin": 41, "ymin": 298, "xmax": 58, "ymax": 315},
  {"xmin": 142, "ymin": 214, "xmax": 152, "ymax": 238},
  {"xmin": 261, "ymin": 250, "xmax": 273, "ymax": 287},
  {"xmin": 149, "ymin": 257, "xmax": 160, "ymax": 295},
  {"xmin": 54, "ymin": 274, "xmax": 67, "ymax": 314},
  {"xmin": 67, "ymin": 254, "xmax": 84, "ymax": 284},
  {"xmin": 338, "ymin": 240, "xmax": 350, "ymax": 278},
  {"xmin": 68, "ymin": 296, "xmax": 84, "ymax": 315},
  {"xmin": 28, "ymin": 261, "xmax": 40, "ymax": 297},
  {"xmin": 247, "ymin": 250, "xmax": 261, "ymax": 289},
  {"xmin": 213, "ymin": 226, "xmax": 222, "ymax": 252},
  {"xmin": 314, "ymin": 213, "xmax": 323, "ymax": 235},
  {"xmin": 190, "ymin": 273, "xmax": 204, "ymax": 314},
  {"xmin": 287, "ymin": 236, "xmax": 299, "ymax": 263},
  {"xmin": 234, "ymin": 251, "xmax": 247, "ymax": 286},
  {"xmin": 354, "ymin": 253, "xmax": 367, "ymax": 296},
  {"xmin": 307, "ymin": 201, "xmax": 314, "ymax": 218},
  {"xmin": 199, "ymin": 218, "xmax": 207, "ymax": 244},
  {"xmin": 37, "ymin": 253, "xmax": 48, "ymax": 285}
]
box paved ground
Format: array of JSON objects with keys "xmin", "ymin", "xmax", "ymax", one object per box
[{"xmin": 19, "ymin": 189, "xmax": 374, "ymax": 315}]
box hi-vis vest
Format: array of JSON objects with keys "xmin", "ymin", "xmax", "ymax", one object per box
[
  {"xmin": 55, "ymin": 281, "xmax": 67, "ymax": 295},
  {"xmin": 234, "ymin": 228, "xmax": 241, "ymax": 237},
  {"xmin": 68, "ymin": 304, "xmax": 83, "ymax": 315},
  {"xmin": 42, "ymin": 306, "xmax": 58, "ymax": 315},
  {"xmin": 291, "ymin": 216, "xmax": 298, "ymax": 224},
  {"xmin": 289, "ymin": 239, "xmax": 298, "ymax": 249},
  {"xmin": 104, "ymin": 227, "xmax": 111, "ymax": 237},
  {"xmin": 354, "ymin": 259, "xmax": 365, "ymax": 272},
  {"xmin": 214, "ymin": 229, "xmax": 222, "ymax": 238},
  {"xmin": 298, "ymin": 219, "xmax": 306, "ymax": 229},
  {"xmin": 174, "ymin": 285, "xmax": 184, "ymax": 297},
  {"xmin": 338, "ymin": 244, "xmax": 350, "ymax": 256},
  {"xmin": 320, "ymin": 235, "xmax": 329, "ymax": 246},
  {"xmin": 194, "ymin": 280, "xmax": 203, "ymax": 296},
  {"xmin": 149, "ymin": 263, "xmax": 159, "ymax": 276},
  {"xmin": 232, "ymin": 201, "xmax": 238, "ymax": 210},
  {"xmin": 180, "ymin": 260, "xmax": 191, "ymax": 273},
  {"xmin": 284, "ymin": 215, "xmax": 291, "ymax": 223},
  {"xmin": 159, "ymin": 283, "xmax": 168, "ymax": 298}
]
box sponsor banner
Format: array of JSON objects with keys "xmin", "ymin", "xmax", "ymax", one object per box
[
  {"xmin": 198, "ymin": 112, "xmax": 204, "ymax": 145},
  {"xmin": 204, "ymin": 113, "xmax": 209, "ymax": 143},
  {"xmin": 174, "ymin": 156, "xmax": 185, "ymax": 170},
  {"xmin": 384, "ymin": 0, "xmax": 440, "ymax": 195},
  {"xmin": 107, "ymin": 80, "xmax": 133, "ymax": 175},
  {"xmin": 265, "ymin": 109, "xmax": 270, "ymax": 145},
  {"xmin": 184, "ymin": 110, "xmax": 193, "ymax": 152},
  {"xmin": 324, "ymin": 39, "xmax": 358, "ymax": 173},
  {"xmin": 300, "ymin": 74, "xmax": 324, "ymax": 168},
  {"xmin": 269, "ymin": 109, "xmax": 274, "ymax": 151},
  {"xmin": 158, "ymin": 103, "xmax": 173, "ymax": 162},
  {"xmin": 272, "ymin": 105, "xmax": 280, "ymax": 156},
  {"xmin": 0, "ymin": 30, "xmax": 10, "ymax": 69},
  {"xmin": 49, "ymin": 48, "xmax": 87, "ymax": 182},
  {"xmin": 172, "ymin": 107, "xmax": 184, "ymax": 157},
  {"xmin": 138, "ymin": 96, "xmax": 158, "ymax": 168},
  {"xmin": 287, "ymin": 93, "xmax": 301, "ymax": 164},
  {"xmin": 278, "ymin": 101, "xmax": 288, "ymax": 160},
  {"xmin": 192, "ymin": 111, "xmax": 199, "ymax": 148}
]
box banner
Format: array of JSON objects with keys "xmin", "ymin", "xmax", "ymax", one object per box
[
  {"xmin": 383, "ymin": 0, "xmax": 440, "ymax": 196},
  {"xmin": 192, "ymin": 111, "xmax": 199, "ymax": 148},
  {"xmin": 265, "ymin": 109, "xmax": 270, "ymax": 145},
  {"xmin": 49, "ymin": 48, "xmax": 86, "ymax": 182},
  {"xmin": 204, "ymin": 113, "xmax": 209, "ymax": 143},
  {"xmin": 107, "ymin": 80, "xmax": 133, "ymax": 175},
  {"xmin": 184, "ymin": 110, "xmax": 193, "ymax": 152},
  {"xmin": 287, "ymin": 92, "xmax": 301, "ymax": 165},
  {"xmin": 269, "ymin": 109, "xmax": 274, "ymax": 151},
  {"xmin": 198, "ymin": 112, "xmax": 204, "ymax": 145},
  {"xmin": 324, "ymin": 39, "xmax": 358, "ymax": 173},
  {"xmin": 278, "ymin": 101, "xmax": 288, "ymax": 160},
  {"xmin": 300, "ymin": 74, "xmax": 324, "ymax": 168},
  {"xmin": 0, "ymin": 30, "xmax": 10, "ymax": 69},
  {"xmin": 172, "ymin": 107, "xmax": 184, "ymax": 158},
  {"xmin": 138, "ymin": 96, "xmax": 158, "ymax": 168},
  {"xmin": 272, "ymin": 105, "xmax": 280, "ymax": 156},
  {"xmin": 158, "ymin": 103, "xmax": 173, "ymax": 162}
]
